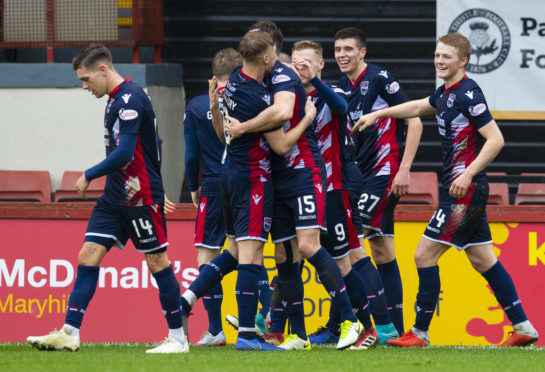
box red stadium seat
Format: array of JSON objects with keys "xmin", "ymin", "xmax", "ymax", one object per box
[
  {"xmin": 398, "ymin": 172, "xmax": 439, "ymax": 207},
  {"xmin": 514, "ymin": 173, "xmax": 545, "ymax": 205},
  {"xmin": 54, "ymin": 171, "xmax": 105, "ymax": 202},
  {"xmin": 487, "ymin": 172, "xmax": 510, "ymax": 205},
  {"xmin": 0, "ymin": 170, "xmax": 51, "ymax": 202}
]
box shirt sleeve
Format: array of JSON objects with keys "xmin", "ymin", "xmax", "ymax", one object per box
[
  {"xmin": 85, "ymin": 133, "xmax": 138, "ymax": 180},
  {"xmin": 267, "ymin": 68, "xmax": 298, "ymax": 95},
  {"xmin": 461, "ymin": 88, "xmax": 494, "ymax": 129},
  {"xmin": 377, "ymin": 70, "xmax": 409, "ymax": 107},
  {"xmin": 183, "ymin": 104, "xmax": 200, "ymax": 191},
  {"xmin": 117, "ymin": 94, "xmax": 144, "ymax": 135},
  {"xmin": 428, "ymin": 86, "xmax": 443, "ymax": 108},
  {"xmin": 310, "ymin": 77, "xmax": 348, "ymax": 115}
]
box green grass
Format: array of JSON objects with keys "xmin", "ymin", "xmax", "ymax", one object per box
[{"xmin": 1, "ymin": 343, "xmax": 543, "ymax": 372}]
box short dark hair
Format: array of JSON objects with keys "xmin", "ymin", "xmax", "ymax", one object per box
[
  {"xmin": 334, "ymin": 27, "xmax": 367, "ymax": 49},
  {"xmin": 212, "ymin": 48, "xmax": 242, "ymax": 79},
  {"xmin": 249, "ymin": 19, "xmax": 283, "ymax": 53},
  {"xmin": 238, "ymin": 31, "xmax": 274, "ymax": 64},
  {"xmin": 72, "ymin": 44, "xmax": 113, "ymax": 70}
]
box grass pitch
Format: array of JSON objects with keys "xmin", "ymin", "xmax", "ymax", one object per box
[{"xmin": 1, "ymin": 343, "xmax": 543, "ymax": 372}]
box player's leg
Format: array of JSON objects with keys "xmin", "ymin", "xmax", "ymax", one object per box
[
  {"xmin": 387, "ymin": 237, "xmax": 448, "ymax": 348},
  {"xmin": 256, "ymin": 264, "xmax": 272, "ymax": 335},
  {"xmin": 27, "ymin": 199, "xmax": 118, "ymax": 351},
  {"xmin": 466, "ymin": 243, "xmax": 538, "ymax": 346},
  {"xmin": 192, "ymin": 192, "xmax": 227, "ymax": 345},
  {"xmin": 194, "ymin": 247, "xmax": 226, "ymax": 346},
  {"xmin": 359, "ymin": 175, "xmax": 404, "ymax": 335}
]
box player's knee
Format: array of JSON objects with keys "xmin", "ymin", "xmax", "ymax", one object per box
[
  {"xmin": 145, "ymin": 251, "xmax": 170, "ymax": 273},
  {"xmin": 77, "ymin": 242, "xmax": 106, "ymax": 266}
]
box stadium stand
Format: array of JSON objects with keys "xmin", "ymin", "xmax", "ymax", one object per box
[
  {"xmin": 487, "ymin": 172, "xmax": 510, "ymax": 205},
  {"xmin": 398, "ymin": 171, "xmax": 439, "ymax": 207},
  {"xmin": 0, "ymin": 170, "xmax": 51, "ymax": 202},
  {"xmin": 54, "ymin": 171, "xmax": 105, "ymax": 202},
  {"xmin": 514, "ymin": 173, "xmax": 545, "ymax": 205}
]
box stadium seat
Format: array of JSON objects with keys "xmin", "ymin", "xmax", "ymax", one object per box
[
  {"xmin": 398, "ymin": 172, "xmax": 439, "ymax": 207},
  {"xmin": 0, "ymin": 170, "xmax": 51, "ymax": 202},
  {"xmin": 54, "ymin": 171, "xmax": 105, "ymax": 202},
  {"xmin": 487, "ymin": 172, "xmax": 510, "ymax": 205},
  {"xmin": 514, "ymin": 173, "xmax": 545, "ymax": 205}
]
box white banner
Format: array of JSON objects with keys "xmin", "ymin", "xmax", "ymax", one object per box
[{"xmin": 437, "ymin": 0, "xmax": 545, "ymax": 119}]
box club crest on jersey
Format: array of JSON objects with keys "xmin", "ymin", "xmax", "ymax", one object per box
[
  {"xmin": 119, "ymin": 108, "xmax": 138, "ymax": 120},
  {"xmin": 122, "ymin": 93, "xmax": 131, "ymax": 104},
  {"xmin": 199, "ymin": 202, "xmax": 206, "ymax": 212},
  {"xmin": 386, "ymin": 81, "xmax": 400, "ymax": 94},
  {"xmin": 263, "ymin": 217, "xmax": 272, "ymax": 232},
  {"xmin": 252, "ymin": 194, "xmax": 263, "ymax": 205},
  {"xmin": 272, "ymin": 74, "xmax": 290, "ymax": 84},
  {"xmin": 447, "ymin": 93, "xmax": 456, "ymax": 108},
  {"xmin": 312, "ymin": 96, "xmax": 319, "ymax": 104},
  {"xmin": 360, "ymin": 81, "xmax": 369, "ymax": 95},
  {"xmin": 469, "ymin": 103, "xmax": 487, "ymax": 116}
]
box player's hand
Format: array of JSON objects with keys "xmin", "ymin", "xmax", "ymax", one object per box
[
  {"xmin": 224, "ymin": 115, "xmax": 244, "ymax": 139},
  {"xmin": 76, "ymin": 174, "xmax": 90, "ymax": 198},
  {"xmin": 164, "ymin": 194, "xmax": 177, "ymax": 214},
  {"xmin": 304, "ymin": 96, "xmax": 317, "ymax": 124},
  {"xmin": 292, "ymin": 58, "xmax": 316, "ymax": 81},
  {"xmin": 191, "ymin": 188, "xmax": 201, "ymax": 209},
  {"xmin": 209, "ymin": 76, "xmax": 219, "ymax": 111},
  {"xmin": 353, "ymin": 112, "xmax": 378, "ymax": 133},
  {"xmin": 391, "ymin": 168, "xmax": 410, "ymax": 197},
  {"xmin": 449, "ymin": 171, "xmax": 472, "ymax": 199}
]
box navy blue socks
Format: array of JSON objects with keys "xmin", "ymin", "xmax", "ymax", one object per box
[
  {"xmin": 482, "ymin": 261, "xmax": 527, "ymax": 325},
  {"xmin": 353, "ymin": 256, "xmax": 391, "ymax": 325},
  {"xmin": 414, "ymin": 265, "xmax": 440, "ymax": 332},
  {"xmin": 258, "ymin": 266, "xmax": 272, "ymax": 318},
  {"xmin": 377, "ymin": 258, "xmax": 404, "ymax": 334},
  {"xmin": 153, "ymin": 265, "xmax": 183, "ymax": 329},
  {"xmin": 200, "ymin": 264, "xmax": 224, "ymax": 336},
  {"xmin": 277, "ymin": 261, "xmax": 306, "ymax": 339},
  {"xmin": 344, "ymin": 269, "xmax": 373, "ymax": 329},
  {"xmin": 187, "ymin": 250, "xmax": 238, "ymax": 303},
  {"xmin": 308, "ymin": 247, "xmax": 357, "ymax": 323},
  {"xmin": 235, "ymin": 264, "xmax": 261, "ymax": 339},
  {"xmin": 65, "ymin": 265, "xmax": 100, "ymax": 328}
]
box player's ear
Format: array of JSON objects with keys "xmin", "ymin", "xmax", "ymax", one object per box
[
  {"xmin": 319, "ymin": 59, "xmax": 325, "ymax": 70},
  {"xmin": 360, "ymin": 47, "xmax": 367, "ymax": 59}
]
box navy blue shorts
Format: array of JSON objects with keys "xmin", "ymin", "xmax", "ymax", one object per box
[
  {"xmin": 85, "ymin": 198, "xmax": 168, "ymax": 253},
  {"xmin": 222, "ymin": 173, "xmax": 273, "ymax": 242},
  {"xmin": 358, "ymin": 175, "xmax": 399, "ymax": 239},
  {"xmin": 271, "ymin": 167, "xmax": 326, "ymax": 243},
  {"xmin": 195, "ymin": 194, "xmax": 226, "ymax": 249},
  {"xmin": 321, "ymin": 189, "xmax": 360, "ymax": 259},
  {"xmin": 423, "ymin": 181, "xmax": 492, "ymax": 250}
]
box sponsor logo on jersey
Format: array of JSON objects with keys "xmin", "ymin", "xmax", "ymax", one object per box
[
  {"xmin": 122, "ymin": 93, "xmax": 131, "ymax": 104},
  {"xmin": 263, "ymin": 217, "xmax": 272, "ymax": 232},
  {"xmin": 275, "ymin": 67, "xmax": 284, "ymax": 73},
  {"xmin": 315, "ymin": 183, "xmax": 323, "ymax": 193},
  {"xmin": 347, "ymin": 209, "xmax": 351, "ymax": 218},
  {"xmin": 119, "ymin": 108, "xmax": 138, "ymax": 121},
  {"xmin": 261, "ymin": 94, "xmax": 271, "ymax": 105},
  {"xmin": 386, "ymin": 81, "xmax": 400, "ymax": 94},
  {"xmin": 199, "ymin": 202, "xmax": 206, "ymax": 212},
  {"xmin": 272, "ymin": 74, "xmax": 291, "ymax": 84},
  {"xmin": 360, "ymin": 81, "xmax": 369, "ymax": 95},
  {"xmin": 465, "ymin": 90, "xmax": 474, "ymax": 99},
  {"xmin": 447, "ymin": 93, "xmax": 456, "ymax": 108},
  {"xmin": 469, "ymin": 103, "xmax": 487, "ymax": 116},
  {"xmin": 379, "ymin": 70, "xmax": 388, "ymax": 78},
  {"xmin": 252, "ymin": 194, "xmax": 263, "ymax": 205},
  {"xmin": 349, "ymin": 110, "xmax": 363, "ymax": 122}
]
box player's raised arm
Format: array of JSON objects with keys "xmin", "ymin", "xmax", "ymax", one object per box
[
  {"xmin": 353, "ymin": 97, "xmax": 434, "ymax": 133},
  {"xmin": 264, "ymin": 96, "xmax": 316, "ymax": 156},
  {"xmin": 208, "ymin": 77, "xmax": 226, "ymax": 143}
]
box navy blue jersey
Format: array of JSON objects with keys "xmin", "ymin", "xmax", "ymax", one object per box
[
  {"xmin": 264, "ymin": 60, "xmax": 324, "ymax": 172},
  {"xmin": 335, "ymin": 64, "xmax": 408, "ymax": 181},
  {"xmin": 102, "ymin": 78, "xmax": 163, "ymax": 206},
  {"xmin": 184, "ymin": 92, "xmax": 225, "ymax": 192},
  {"xmin": 429, "ymin": 76, "xmax": 493, "ymax": 186},
  {"xmin": 223, "ymin": 66, "xmax": 273, "ymax": 180},
  {"xmin": 310, "ymin": 87, "xmax": 349, "ymax": 191}
]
